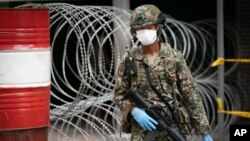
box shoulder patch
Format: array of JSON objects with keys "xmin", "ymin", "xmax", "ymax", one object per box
[{"xmin": 172, "ymin": 49, "xmax": 185, "ymax": 60}]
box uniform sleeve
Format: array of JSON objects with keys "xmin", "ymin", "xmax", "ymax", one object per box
[
  {"xmin": 176, "ymin": 52, "xmax": 211, "ymax": 135},
  {"xmin": 113, "ymin": 57, "xmax": 134, "ymax": 122}
]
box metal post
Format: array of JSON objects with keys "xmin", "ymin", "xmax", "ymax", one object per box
[
  {"xmin": 113, "ymin": 0, "xmax": 130, "ymax": 60},
  {"xmin": 112, "ymin": 0, "xmax": 130, "ymax": 133},
  {"xmin": 113, "ymin": 0, "xmax": 130, "ymax": 10},
  {"xmin": 217, "ymin": 0, "xmax": 224, "ymax": 140}
]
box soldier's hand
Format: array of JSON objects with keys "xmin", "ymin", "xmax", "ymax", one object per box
[
  {"xmin": 202, "ymin": 134, "xmax": 213, "ymax": 141},
  {"xmin": 131, "ymin": 107, "xmax": 158, "ymax": 131}
]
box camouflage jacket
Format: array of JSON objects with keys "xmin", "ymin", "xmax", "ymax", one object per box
[{"xmin": 113, "ymin": 43, "xmax": 210, "ymax": 135}]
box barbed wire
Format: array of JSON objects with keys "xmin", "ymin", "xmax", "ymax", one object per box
[{"xmin": 16, "ymin": 3, "xmax": 245, "ymax": 141}]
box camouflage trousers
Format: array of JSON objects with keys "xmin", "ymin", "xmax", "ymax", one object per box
[{"xmin": 130, "ymin": 119, "xmax": 177, "ymax": 141}]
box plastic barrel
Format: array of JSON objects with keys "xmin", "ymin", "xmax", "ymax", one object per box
[{"xmin": 0, "ymin": 9, "xmax": 50, "ymax": 141}]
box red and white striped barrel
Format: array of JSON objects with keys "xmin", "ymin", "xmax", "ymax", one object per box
[{"xmin": 0, "ymin": 9, "xmax": 50, "ymax": 140}]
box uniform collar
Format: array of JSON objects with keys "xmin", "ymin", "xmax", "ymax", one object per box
[{"xmin": 134, "ymin": 43, "xmax": 169, "ymax": 61}]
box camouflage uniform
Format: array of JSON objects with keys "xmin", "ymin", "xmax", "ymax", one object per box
[{"xmin": 113, "ymin": 4, "xmax": 210, "ymax": 141}]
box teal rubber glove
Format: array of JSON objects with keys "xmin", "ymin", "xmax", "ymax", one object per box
[
  {"xmin": 131, "ymin": 107, "xmax": 158, "ymax": 131},
  {"xmin": 202, "ymin": 134, "xmax": 213, "ymax": 141}
]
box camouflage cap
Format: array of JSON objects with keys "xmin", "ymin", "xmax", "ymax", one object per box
[{"xmin": 130, "ymin": 4, "xmax": 161, "ymax": 29}]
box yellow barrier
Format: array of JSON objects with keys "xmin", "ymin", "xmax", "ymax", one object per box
[
  {"xmin": 217, "ymin": 98, "xmax": 250, "ymax": 118},
  {"xmin": 213, "ymin": 58, "xmax": 250, "ymax": 117},
  {"xmin": 211, "ymin": 57, "xmax": 250, "ymax": 67}
]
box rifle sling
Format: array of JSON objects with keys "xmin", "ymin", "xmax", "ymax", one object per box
[
  {"xmin": 142, "ymin": 62, "xmax": 184, "ymax": 133},
  {"xmin": 142, "ymin": 62, "xmax": 175, "ymax": 115}
]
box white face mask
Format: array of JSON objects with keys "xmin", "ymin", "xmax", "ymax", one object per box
[{"xmin": 136, "ymin": 29, "xmax": 157, "ymax": 46}]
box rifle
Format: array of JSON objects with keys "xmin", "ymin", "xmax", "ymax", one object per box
[{"xmin": 123, "ymin": 88, "xmax": 186, "ymax": 141}]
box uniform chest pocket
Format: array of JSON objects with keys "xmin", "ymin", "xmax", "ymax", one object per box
[{"xmin": 164, "ymin": 59, "xmax": 177, "ymax": 82}]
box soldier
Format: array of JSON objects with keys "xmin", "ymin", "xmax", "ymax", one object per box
[{"xmin": 113, "ymin": 4, "xmax": 213, "ymax": 141}]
